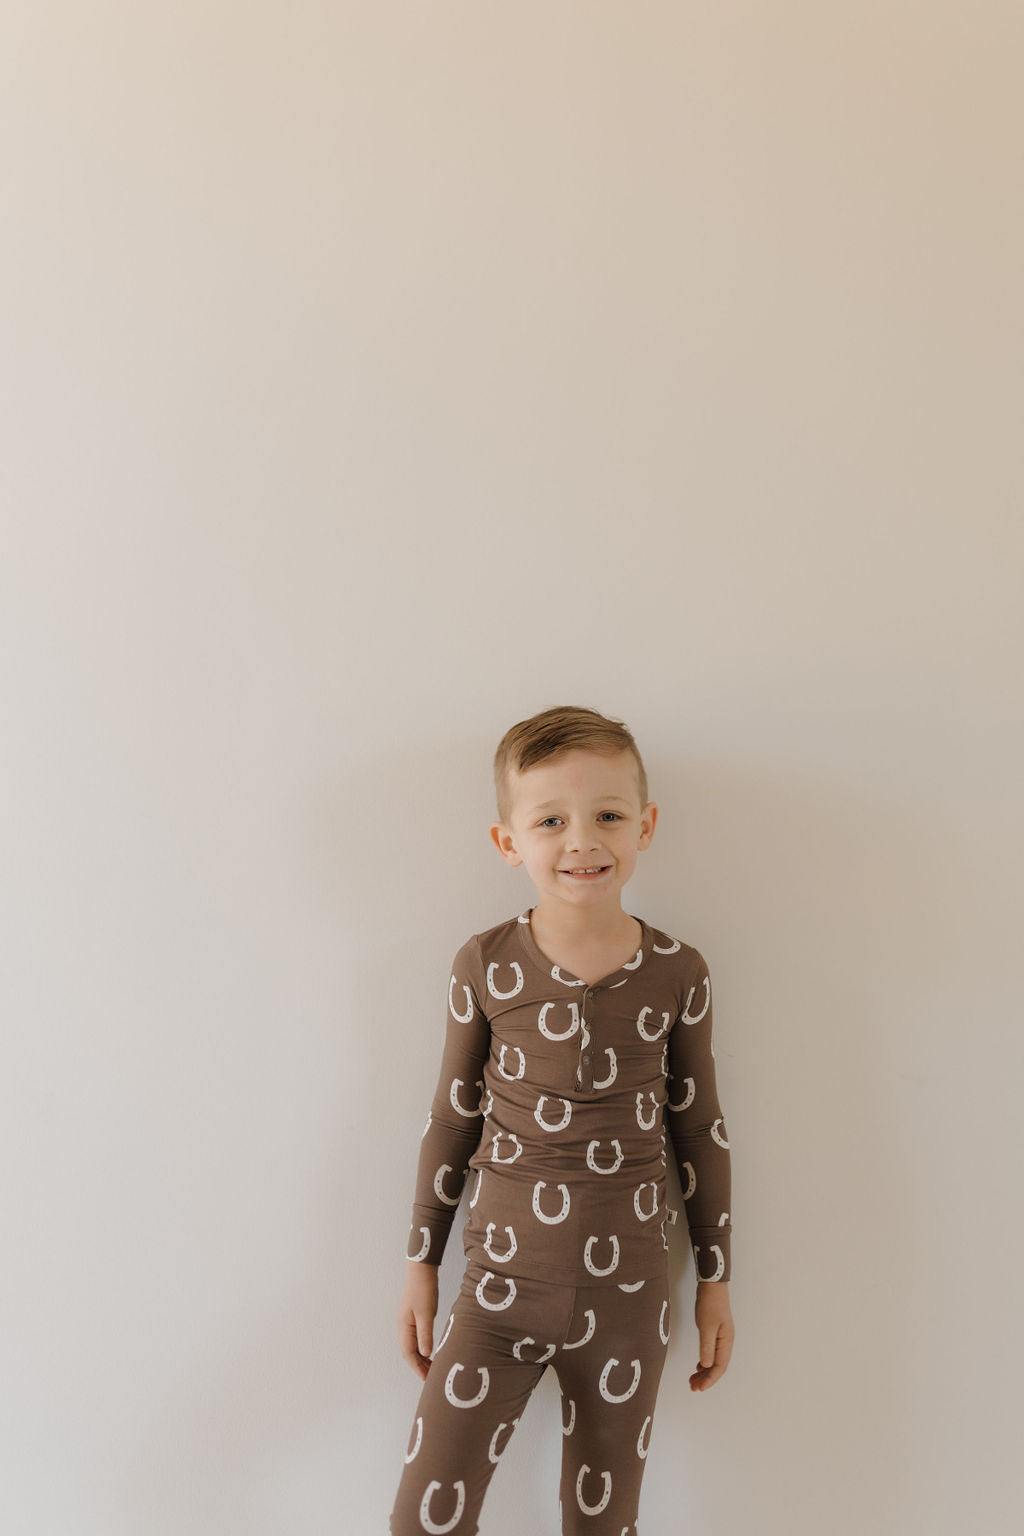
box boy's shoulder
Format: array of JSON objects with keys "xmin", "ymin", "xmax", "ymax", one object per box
[
  {"xmin": 635, "ymin": 915, "xmax": 710, "ymax": 988},
  {"xmin": 448, "ymin": 912, "xmax": 524, "ymax": 972},
  {"xmin": 472, "ymin": 909, "xmax": 531, "ymax": 950}
]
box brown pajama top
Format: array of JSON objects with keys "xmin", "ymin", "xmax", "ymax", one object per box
[{"xmin": 405, "ymin": 908, "xmax": 732, "ymax": 1286}]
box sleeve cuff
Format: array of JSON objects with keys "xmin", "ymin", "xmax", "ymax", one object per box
[
  {"xmin": 690, "ymin": 1233, "xmax": 730, "ymax": 1282},
  {"xmin": 406, "ymin": 1207, "xmax": 455, "ymax": 1264}
]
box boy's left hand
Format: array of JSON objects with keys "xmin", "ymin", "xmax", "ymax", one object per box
[{"xmin": 689, "ymin": 1281, "xmax": 734, "ymax": 1392}]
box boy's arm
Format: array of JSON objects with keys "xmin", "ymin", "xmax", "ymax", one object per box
[
  {"xmin": 405, "ymin": 934, "xmax": 490, "ymax": 1268},
  {"xmin": 664, "ymin": 948, "xmax": 732, "ymax": 1284}
]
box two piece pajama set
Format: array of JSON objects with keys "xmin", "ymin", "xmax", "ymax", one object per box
[{"xmin": 389, "ymin": 907, "xmax": 732, "ymax": 1535}]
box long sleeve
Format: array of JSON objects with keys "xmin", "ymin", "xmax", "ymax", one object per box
[
  {"xmin": 405, "ymin": 935, "xmax": 490, "ymax": 1266},
  {"xmin": 665, "ymin": 949, "xmax": 732, "ymax": 1282}
]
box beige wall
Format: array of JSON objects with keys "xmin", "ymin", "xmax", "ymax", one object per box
[{"xmin": 2, "ymin": 4, "xmax": 1021, "ymax": 1533}]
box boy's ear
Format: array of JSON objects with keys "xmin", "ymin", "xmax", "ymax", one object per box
[{"xmin": 489, "ymin": 823, "xmax": 519, "ymax": 863}]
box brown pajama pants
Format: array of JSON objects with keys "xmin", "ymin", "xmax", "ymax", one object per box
[{"xmin": 390, "ymin": 1257, "xmax": 672, "ymax": 1536}]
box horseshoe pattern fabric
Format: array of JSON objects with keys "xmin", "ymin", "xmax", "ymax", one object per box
[
  {"xmin": 389, "ymin": 1257, "xmax": 671, "ymax": 1536},
  {"xmin": 405, "ymin": 909, "xmax": 732, "ymax": 1285}
]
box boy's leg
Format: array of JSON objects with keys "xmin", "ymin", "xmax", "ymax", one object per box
[
  {"xmin": 389, "ymin": 1260, "xmax": 577, "ymax": 1536},
  {"xmin": 551, "ymin": 1271, "xmax": 671, "ymax": 1536}
]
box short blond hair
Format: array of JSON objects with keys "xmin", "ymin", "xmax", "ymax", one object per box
[{"xmin": 493, "ymin": 704, "xmax": 648, "ymax": 827}]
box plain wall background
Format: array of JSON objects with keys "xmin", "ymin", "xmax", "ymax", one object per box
[{"xmin": 2, "ymin": 4, "xmax": 1021, "ymax": 1533}]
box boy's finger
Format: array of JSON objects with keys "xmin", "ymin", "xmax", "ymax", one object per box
[
  {"xmin": 416, "ymin": 1315, "xmax": 433, "ymax": 1359},
  {"xmin": 699, "ymin": 1324, "xmax": 719, "ymax": 1368},
  {"xmin": 691, "ymin": 1332, "xmax": 733, "ymax": 1389}
]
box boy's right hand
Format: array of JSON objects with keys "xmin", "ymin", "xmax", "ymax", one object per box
[{"xmin": 398, "ymin": 1260, "xmax": 439, "ymax": 1379}]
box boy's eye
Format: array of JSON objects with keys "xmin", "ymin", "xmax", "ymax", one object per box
[{"xmin": 539, "ymin": 813, "xmax": 621, "ymax": 828}]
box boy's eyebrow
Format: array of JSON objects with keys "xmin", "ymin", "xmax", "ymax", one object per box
[{"xmin": 529, "ymin": 795, "xmax": 632, "ymax": 812}]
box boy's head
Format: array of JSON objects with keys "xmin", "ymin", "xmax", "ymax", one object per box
[{"xmin": 489, "ymin": 705, "xmax": 657, "ymax": 908}]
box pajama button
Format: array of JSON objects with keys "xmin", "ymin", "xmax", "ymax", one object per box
[{"xmin": 582, "ymin": 1055, "xmax": 590, "ymax": 1064}]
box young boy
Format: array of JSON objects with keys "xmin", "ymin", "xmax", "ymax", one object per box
[{"xmin": 390, "ymin": 704, "xmax": 734, "ymax": 1535}]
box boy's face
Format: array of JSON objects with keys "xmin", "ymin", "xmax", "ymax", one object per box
[{"xmin": 489, "ymin": 748, "xmax": 657, "ymax": 915}]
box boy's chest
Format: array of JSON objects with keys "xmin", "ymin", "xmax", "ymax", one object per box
[{"xmin": 485, "ymin": 984, "xmax": 675, "ymax": 1098}]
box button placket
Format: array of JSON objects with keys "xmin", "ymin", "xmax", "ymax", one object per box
[{"xmin": 576, "ymin": 986, "xmax": 595, "ymax": 1091}]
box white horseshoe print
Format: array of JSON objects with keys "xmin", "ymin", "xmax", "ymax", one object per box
[
  {"xmin": 535, "ymin": 1094, "xmax": 572, "ymax": 1132},
  {"xmin": 469, "ymin": 1168, "xmax": 483, "ymax": 1208},
  {"xmin": 660, "ymin": 1042, "xmax": 668, "ymax": 1075},
  {"xmin": 475, "ymin": 1270, "xmax": 517, "ymax": 1311},
  {"xmin": 681, "ymin": 973, "xmax": 710, "ymax": 1024},
  {"xmin": 637, "ymin": 1415, "xmax": 653, "ymax": 1459},
  {"xmin": 491, "ymin": 1132, "xmax": 523, "ymax": 1164},
  {"xmin": 719, "ymin": 1210, "xmax": 730, "ymax": 1225},
  {"xmin": 448, "ymin": 975, "xmax": 474, "ymax": 1023},
  {"xmin": 680, "ymin": 1160, "xmax": 696, "ymax": 1198},
  {"xmin": 653, "ymin": 934, "xmax": 681, "ymax": 954},
  {"xmin": 532, "ymin": 1180, "xmax": 571, "ymax": 1223},
  {"xmin": 563, "ymin": 1307, "xmax": 596, "ymax": 1349},
  {"xmin": 437, "ymin": 1311, "xmax": 455, "ymax": 1351},
  {"xmin": 562, "ymin": 1396, "xmax": 576, "ymax": 1435},
  {"xmin": 433, "ymin": 1164, "xmax": 465, "ymax": 1206},
  {"xmin": 617, "ymin": 1278, "xmax": 646, "ymax": 1292},
  {"xmin": 636, "ymin": 1006, "xmax": 671, "ymax": 1042},
  {"xmin": 420, "ymin": 1479, "xmax": 466, "ymax": 1535},
  {"xmin": 599, "ymin": 1356, "xmax": 642, "ymax": 1403},
  {"xmin": 711, "ymin": 1117, "xmax": 730, "ymax": 1148},
  {"xmin": 487, "ymin": 959, "xmax": 524, "ymax": 1000},
  {"xmin": 538, "ymin": 1001, "xmax": 580, "ymax": 1040},
  {"xmin": 497, "ymin": 1043, "xmax": 526, "ymax": 1080},
  {"xmin": 658, "ymin": 1299, "xmax": 670, "ymax": 1345},
  {"xmin": 633, "ymin": 1181, "xmax": 658, "ymax": 1220},
  {"xmin": 635, "ymin": 1090, "xmax": 659, "ymax": 1130},
  {"xmin": 488, "ymin": 1417, "xmax": 519, "ymax": 1464},
  {"xmin": 551, "ymin": 965, "xmax": 586, "ymax": 987},
  {"xmin": 449, "ymin": 1077, "xmax": 484, "ymax": 1117},
  {"xmin": 404, "ymin": 1414, "xmax": 422, "ymax": 1463},
  {"xmin": 421, "ymin": 1110, "xmax": 432, "ymax": 1140},
  {"xmin": 695, "ymin": 1244, "xmax": 725, "ymax": 1281},
  {"xmin": 586, "ymin": 1138, "xmax": 623, "ymax": 1174},
  {"xmin": 483, "ymin": 1221, "xmax": 518, "ymax": 1262},
  {"xmin": 444, "ymin": 1361, "xmax": 490, "ymax": 1408},
  {"xmin": 409, "ymin": 1225, "xmax": 430, "ymax": 1261},
  {"xmin": 512, "ymin": 1335, "xmax": 556, "ymax": 1363},
  {"xmin": 479, "ymin": 1086, "xmax": 493, "ymax": 1117},
  {"xmin": 580, "ymin": 1017, "xmax": 591, "ymax": 1051},
  {"xmin": 576, "ymin": 1464, "xmax": 613, "ymax": 1516},
  {"xmin": 667, "ymin": 1074, "xmax": 695, "ymax": 1111},
  {"xmin": 592, "ymin": 1047, "xmax": 617, "ymax": 1088},
  {"xmin": 584, "ymin": 1233, "xmax": 620, "ymax": 1276}
]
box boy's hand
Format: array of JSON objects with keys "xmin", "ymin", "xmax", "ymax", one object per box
[
  {"xmin": 398, "ymin": 1260, "xmax": 439, "ymax": 1380},
  {"xmin": 689, "ymin": 1280, "xmax": 734, "ymax": 1392}
]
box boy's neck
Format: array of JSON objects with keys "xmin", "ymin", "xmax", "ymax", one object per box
[{"xmin": 529, "ymin": 902, "xmax": 639, "ymax": 949}]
